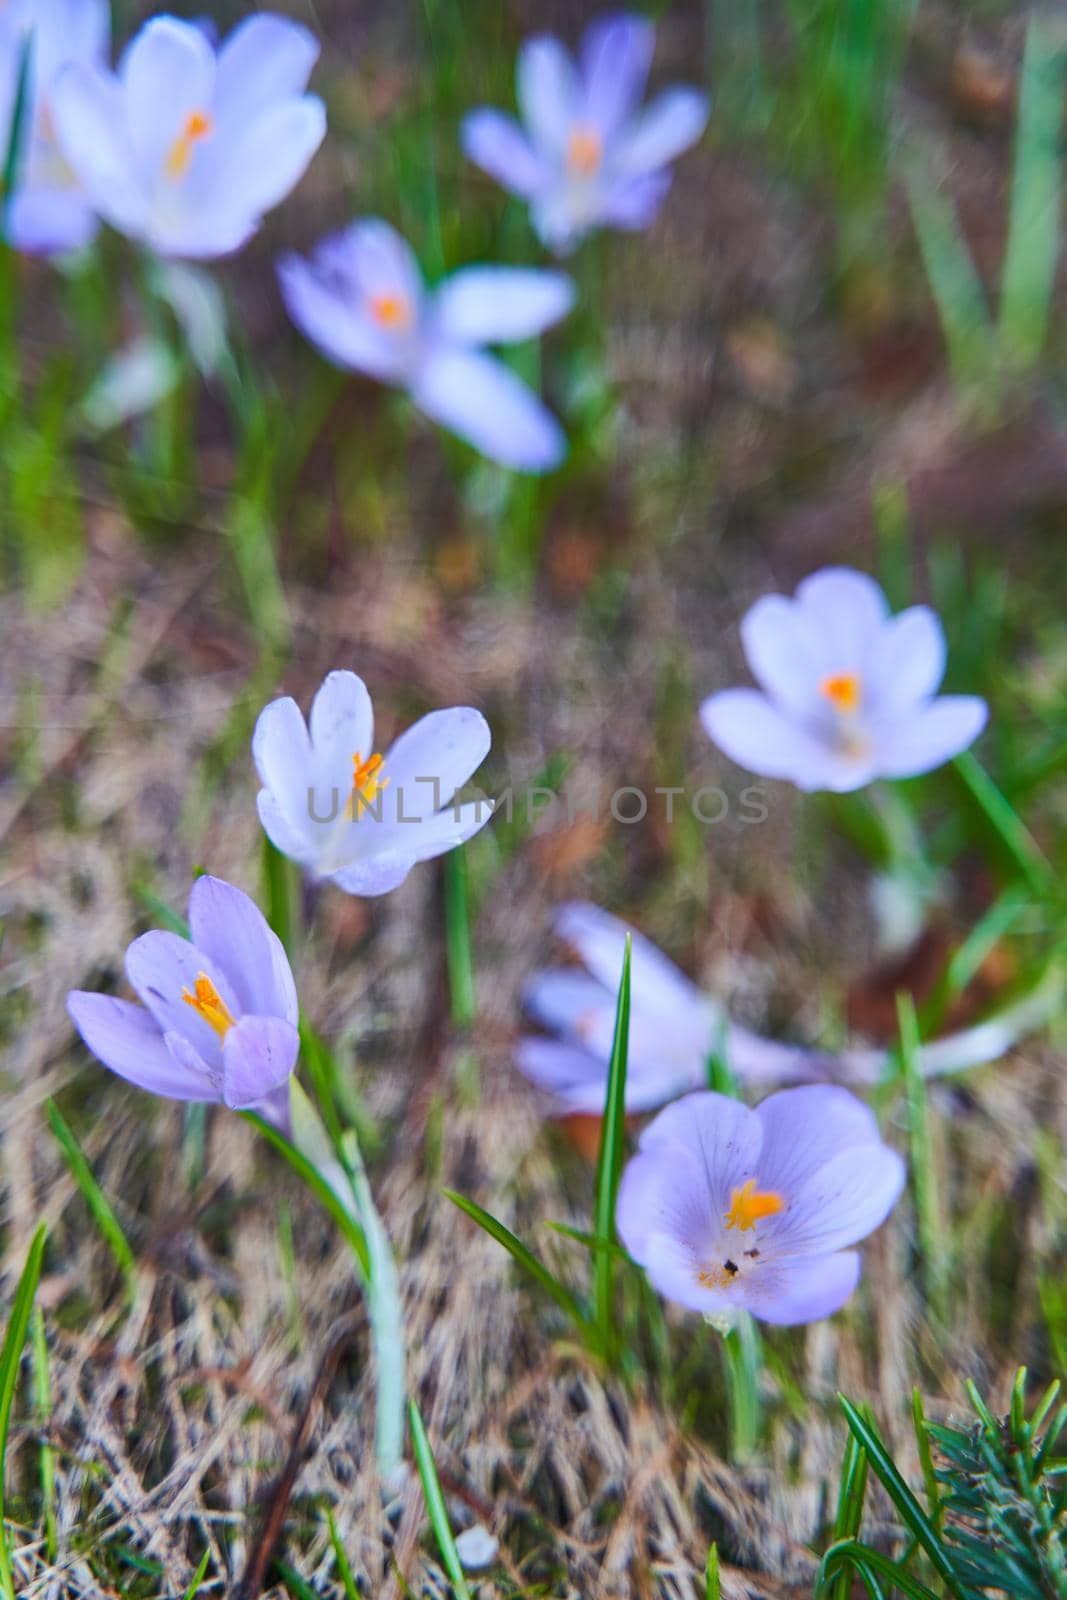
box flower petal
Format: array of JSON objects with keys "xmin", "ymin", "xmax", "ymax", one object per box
[
  {"xmin": 740, "ymin": 593, "xmax": 825, "ymax": 718},
  {"xmin": 308, "ymin": 669, "xmax": 375, "ymax": 799},
  {"xmin": 741, "ymin": 1250, "xmax": 861, "ymax": 1325},
  {"xmin": 617, "ymin": 1140, "xmax": 722, "ymax": 1264},
  {"xmin": 5, "ymin": 186, "xmax": 98, "ymax": 255},
  {"xmin": 208, "ymin": 95, "xmax": 325, "ymax": 224},
  {"xmin": 616, "ymin": 86, "xmax": 708, "ymax": 175},
  {"xmin": 700, "ymin": 688, "xmax": 870, "ymax": 790},
  {"xmin": 598, "ymin": 169, "xmax": 672, "ymax": 229},
  {"xmin": 513, "ymin": 1037, "xmax": 613, "ymax": 1112},
  {"xmin": 51, "ymin": 64, "xmax": 145, "ymax": 235},
  {"xmin": 221, "ymin": 1014, "xmax": 299, "ymax": 1110},
  {"xmin": 278, "ymin": 249, "xmax": 407, "ymax": 383},
  {"xmin": 461, "ymin": 109, "xmax": 548, "ymax": 198},
  {"xmin": 413, "ymin": 347, "xmax": 566, "ymax": 471},
  {"xmin": 188, "ymin": 876, "xmax": 298, "ymax": 1025},
  {"xmin": 518, "ymin": 34, "xmax": 580, "ymax": 158},
  {"xmin": 257, "ymin": 788, "xmax": 317, "ymax": 871},
  {"xmin": 125, "ymin": 930, "xmax": 240, "ymax": 1065},
  {"xmin": 793, "ymin": 567, "xmax": 889, "ymax": 667},
  {"xmin": 215, "ymin": 13, "xmax": 320, "ymax": 130},
  {"xmin": 865, "ymin": 606, "xmax": 946, "ymax": 715},
  {"xmin": 875, "ymin": 696, "xmax": 988, "ymax": 779},
  {"xmin": 381, "ymin": 706, "xmax": 492, "ymax": 817},
  {"xmin": 635, "ymin": 1092, "xmax": 762, "ymax": 1241},
  {"xmin": 580, "ymin": 15, "xmax": 655, "ymax": 136},
  {"xmin": 253, "ymin": 693, "xmax": 313, "ymax": 831},
  {"xmin": 754, "ymin": 1085, "xmax": 883, "ymax": 1191},
  {"xmin": 553, "ymin": 902, "xmax": 707, "ymax": 1022},
  {"xmin": 432, "ymin": 267, "xmax": 574, "ymax": 346},
  {"xmin": 345, "ymin": 218, "xmax": 424, "ymax": 307},
  {"xmin": 119, "ymin": 16, "xmax": 216, "ymax": 176},
  {"xmin": 67, "ymin": 992, "xmax": 216, "ymax": 1101},
  {"xmin": 523, "ymin": 967, "xmax": 610, "ymax": 1040},
  {"xmin": 763, "ymin": 1143, "xmax": 906, "ymax": 1257},
  {"xmin": 328, "ymin": 851, "xmax": 420, "ymax": 898}
]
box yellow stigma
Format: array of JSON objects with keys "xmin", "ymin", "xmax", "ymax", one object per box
[
  {"xmin": 368, "ymin": 292, "xmax": 413, "ymax": 331},
  {"xmin": 820, "ymin": 671, "xmax": 862, "ymax": 714},
  {"xmin": 348, "ymin": 750, "xmax": 389, "ymax": 819},
  {"xmin": 165, "ymin": 109, "xmax": 214, "ymax": 179},
  {"xmin": 181, "ymin": 972, "xmax": 235, "ymax": 1040},
  {"xmin": 565, "ymin": 124, "xmax": 603, "ymax": 176},
  {"xmin": 724, "ymin": 1178, "xmax": 785, "ymax": 1233}
]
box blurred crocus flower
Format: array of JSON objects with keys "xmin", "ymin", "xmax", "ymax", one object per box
[
  {"xmin": 462, "ymin": 13, "xmax": 708, "ymax": 252},
  {"xmin": 701, "ymin": 568, "xmax": 988, "ymax": 793},
  {"xmin": 517, "ymin": 902, "xmax": 818, "ymax": 1113},
  {"xmin": 253, "ymin": 669, "xmax": 494, "ymax": 897},
  {"xmin": 279, "ymin": 221, "xmax": 574, "ymax": 471},
  {"xmin": 0, "ymin": 0, "xmax": 109, "ymax": 255},
  {"xmin": 516, "ymin": 902, "xmax": 1048, "ymax": 1114},
  {"xmin": 50, "ymin": 12, "xmax": 325, "ymax": 258},
  {"xmin": 617, "ymin": 1086, "xmax": 905, "ymax": 1326},
  {"xmin": 67, "ymin": 877, "xmax": 299, "ymax": 1129}
]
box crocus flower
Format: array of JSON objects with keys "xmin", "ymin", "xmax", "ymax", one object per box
[
  {"xmin": 517, "ymin": 902, "xmax": 820, "ymax": 1113},
  {"xmin": 0, "ymin": 0, "xmax": 109, "ymax": 255},
  {"xmin": 617, "ymin": 1086, "xmax": 905, "ymax": 1325},
  {"xmin": 462, "ymin": 13, "xmax": 709, "ymax": 252},
  {"xmin": 278, "ymin": 221, "xmax": 574, "ymax": 471},
  {"xmin": 253, "ymin": 669, "xmax": 494, "ymax": 897},
  {"xmin": 516, "ymin": 901, "xmax": 1045, "ymax": 1114},
  {"xmin": 700, "ymin": 568, "xmax": 988, "ymax": 792},
  {"xmin": 50, "ymin": 12, "xmax": 325, "ymax": 258},
  {"xmin": 67, "ymin": 876, "xmax": 300, "ymax": 1128}
]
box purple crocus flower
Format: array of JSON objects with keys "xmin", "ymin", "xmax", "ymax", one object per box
[
  {"xmin": 253, "ymin": 669, "xmax": 494, "ymax": 897},
  {"xmin": 516, "ymin": 901, "xmax": 1044, "ymax": 1114},
  {"xmin": 462, "ymin": 13, "xmax": 709, "ymax": 252},
  {"xmin": 617, "ymin": 1086, "xmax": 905, "ymax": 1325},
  {"xmin": 49, "ymin": 13, "xmax": 325, "ymax": 259},
  {"xmin": 278, "ymin": 221, "xmax": 574, "ymax": 472},
  {"xmin": 700, "ymin": 568, "xmax": 988, "ymax": 793},
  {"xmin": 67, "ymin": 876, "xmax": 299, "ymax": 1128},
  {"xmin": 517, "ymin": 902, "xmax": 818, "ymax": 1113},
  {"xmin": 0, "ymin": 0, "xmax": 109, "ymax": 255}
]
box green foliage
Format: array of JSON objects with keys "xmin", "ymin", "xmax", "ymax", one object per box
[
  {"xmin": 408, "ymin": 1398, "xmax": 474, "ymax": 1600},
  {"xmin": 818, "ymin": 1374, "xmax": 1067, "ymax": 1598},
  {"xmin": 0, "ymin": 1224, "xmax": 47, "ymax": 1600}
]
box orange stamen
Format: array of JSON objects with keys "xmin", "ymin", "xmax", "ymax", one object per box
[
  {"xmin": 565, "ymin": 125, "xmax": 603, "ymax": 176},
  {"xmin": 181, "ymin": 972, "xmax": 235, "ymax": 1039},
  {"xmin": 368, "ymin": 292, "xmax": 413, "ymax": 331},
  {"xmin": 724, "ymin": 1178, "xmax": 785, "ymax": 1233},
  {"xmin": 820, "ymin": 671, "xmax": 862, "ymax": 714},
  {"xmin": 165, "ymin": 109, "xmax": 214, "ymax": 179},
  {"xmin": 348, "ymin": 750, "xmax": 389, "ymax": 819}
]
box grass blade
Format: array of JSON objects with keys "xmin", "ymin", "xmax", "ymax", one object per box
[
  {"xmin": 244, "ymin": 1110, "xmax": 370, "ymax": 1279},
  {"xmin": 46, "ymin": 1099, "xmax": 136, "ymax": 1303},
  {"xmin": 181, "ymin": 1548, "xmax": 211, "ymax": 1599},
  {"xmin": 443, "ymin": 847, "xmax": 476, "ymax": 1029},
  {"xmin": 30, "ymin": 1307, "xmax": 56, "ymax": 1563},
  {"xmin": 999, "ymin": 16, "xmax": 1067, "ymax": 368},
  {"xmin": 904, "ymin": 161, "xmax": 996, "ymax": 398},
  {"xmin": 705, "ymin": 1541, "xmax": 720, "ymax": 1600},
  {"xmin": 342, "ymin": 1131, "xmax": 406, "ymax": 1484},
  {"xmin": 897, "ymin": 995, "xmax": 949, "ymax": 1324},
  {"xmin": 444, "ymin": 1190, "xmax": 587, "ymax": 1330},
  {"xmin": 911, "ymin": 1389, "xmax": 944, "ymax": 1540},
  {"xmin": 0, "ymin": 1223, "xmax": 47, "ymax": 1600},
  {"xmin": 325, "ymin": 1506, "xmax": 361, "ymax": 1600},
  {"xmin": 952, "ymin": 752, "xmax": 1056, "ymax": 898},
  {"xmin": 593, "ymin": 934, "xmax": 632, "ymax": 1361},
  {"xmin": 820, "ymin": 1540, "xmax": 942, "ymax": 1600},
  {"xmin": 408, "ymin": 1398, "xmax": 473, "ymax": 1600},
  {"xmin": 838, "ymin": 1397, "xmax": 968, "ymax": 1597}
]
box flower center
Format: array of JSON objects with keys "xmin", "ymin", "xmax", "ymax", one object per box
[
  {"xmin": 724, "ymin": 1177, "xmax": 785, "ymax": 1233},
  {"xmin": 348, "ymin": 750, "xmax": 389, "ymax": 819},
  {"xmin": 181, "ymin": 972, "xmax": 235, "ymax": 1039},
  {"xmin": 368, "ymin": 292, "xmax": 413, "ymax": 331},
  {"xmin": 820, "ymin": 671, "xmax": 862, "ymax": 714},
  {"xmin": 566, "ymin": 124, "xmax": 603, "ymax": 177},
  {"xmin": 165, "ymin": 110, "xmax": 214, "ymax": 180}
]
